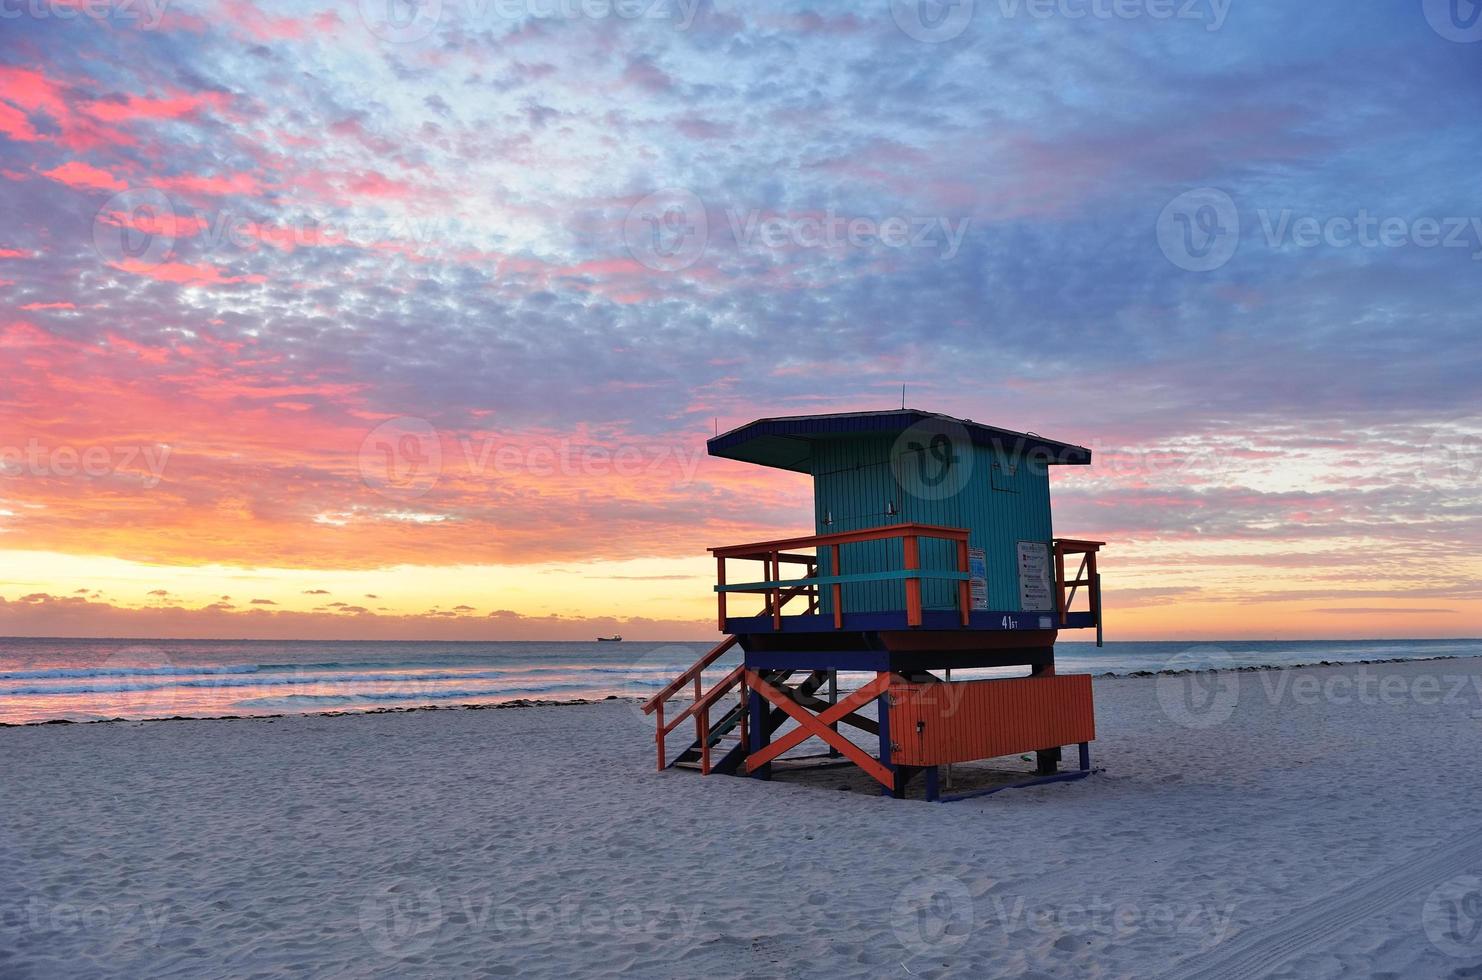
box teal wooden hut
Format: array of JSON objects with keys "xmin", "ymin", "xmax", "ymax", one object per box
[{"xmin": 643, "ymin": 409, "xmax": 1106, "ymax": 801}]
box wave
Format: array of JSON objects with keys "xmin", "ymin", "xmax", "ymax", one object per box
[
  {"xmin": 0, "ymin": 659, "xmax": 708, "ymax": 684},
  {"xmin": 230, "ymin": 683, "xmax": 597, "ymax": 708},
  {"xmin": 0, "ymin": 663, "xmax": 266, "ymax": 681},
  {"xmin": 0, "ymin": 669, "xmax": 689, "ymax": 697}
]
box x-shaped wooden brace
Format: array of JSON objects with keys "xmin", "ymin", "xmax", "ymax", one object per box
[{"xmin": 743, "ymin": 669, "xmax": 894, "ymax": 788}]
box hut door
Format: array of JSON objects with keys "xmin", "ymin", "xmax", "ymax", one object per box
[{"xmin": 894, "ymin": 434, "xmax": 966, "ymax": 612}]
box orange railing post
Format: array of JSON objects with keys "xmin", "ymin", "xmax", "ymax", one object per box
[
  {"xmin": 956, "ymin": 538, "xmax": 970, "ymax": 626},
  {"xmin": 903, "ymin": 534, "xmax": 922, "ymax": 627},
  {"xmin": 1055, "ymin": 542, "xmax": 1068, "ymax": 625},
  {"xmin": 693, "ymin": 673, "xmax": 703, "ymax": 770},
  {"xmin": 830, "ymin": 543, "xmax": 843, "ymax": 629},
  {"xmin": 738, "ymin": 676, "xmax": 748, "ymax": 751},
  {"xmin": 1089, "ymin": 550, "xmax": 1102, "ymax": 646},
  {"xmin": 716, "ymin": 556, "xmax": 727, "ymax": 630},
  {"xmin": 770, "ymin": 550, "xmax": 782, "ymax": 631},
  {"xmin": 655, "ymin": 701, "xmax": 666, "ymax": 771},
  {"xmin": 699, "ymin": 708, "xmax": 711, "ymax": 774}
]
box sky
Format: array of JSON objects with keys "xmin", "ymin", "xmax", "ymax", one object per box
[{"xmin": 0, "ymin": 0, "xmax": 1479, "ymax": 642}]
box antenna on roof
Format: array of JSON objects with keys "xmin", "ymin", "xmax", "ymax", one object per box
[
  {"xmin": 901, "ymin": 384, "xmax": 906, "ymax": 410},
  {"xmin": 714, "ymin": 417, "xmax": 719, "ymax": 437}
]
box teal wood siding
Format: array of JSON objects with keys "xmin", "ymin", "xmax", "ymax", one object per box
[
  {"xmin": 972, "ymin": 444, "xmax": 1054, "ymax": 612},
  {"xmin": 811, "ymin": 437, "xmax": 1054, "ymax": 614},
  {"xmin": 811, "ymin": 436, "xmax": 903, "ymax": 613}
]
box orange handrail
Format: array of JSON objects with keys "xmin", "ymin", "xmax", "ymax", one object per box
[
  {"xmin": 641, "ymin": 582, "xmax": 812, "ymax": 715},
  {"xmin": 711, "ymin": 523, "xmax": 971, "ymax": 630},
  {"xmin": 643, "ymin": 585, "xmax": 811, "ymax": 772},
  {"xmin": 710, "ymin": 522, "xmax": 970, "ymax": 558},
  {"xmin": 641, "ymin": 635, "xmax": 738, "ymax": 715},
  {"xmin": 654, "ymin": 663, "xmax": 744, "ymax": 735}
]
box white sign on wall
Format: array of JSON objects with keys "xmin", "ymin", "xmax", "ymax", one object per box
[
  {"xmin": 968, "ymin": 547, "xmax": 988, "ymax": 610},
  {"xmin": 1017, "ymin": 541, "xmax": 1053, "ymax": 611}
]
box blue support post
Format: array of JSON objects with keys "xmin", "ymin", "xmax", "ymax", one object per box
[
  {"xmin": 877, "ymin": 684, "xmax": 897, "ymax": 797},
  {"xmin": 925, "ymin": 766, "xmax": 940, "ymax": 802},
  {"xmin": 1079, "ymin": 741, "xmax": 1090, "ymax": 772},
  {"xmin": 748, "ymin": 688, "xmax": 771, "ymax": 780},
  {"xmin": 827, "ymin": 670, "xmax": 841, "ymax": 758}
]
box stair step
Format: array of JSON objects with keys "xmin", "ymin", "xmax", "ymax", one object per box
[{"xmin": 673, "ymin": 761, "xmax": 704, "ymax": 770}]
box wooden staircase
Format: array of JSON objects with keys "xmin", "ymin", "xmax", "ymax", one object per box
[{"xmin": 641, "ymin": 580, "xmax": 818, "ymax": 775}]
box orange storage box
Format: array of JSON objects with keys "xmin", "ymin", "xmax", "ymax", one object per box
[{"xmin": 888, "ymin": 674, "xmax": 1095, "ymax": 766}]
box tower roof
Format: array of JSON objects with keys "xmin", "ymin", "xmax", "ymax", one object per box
[{"xmin": 707, "ymin": 409, "xmax": 1091, "ymax": 473}]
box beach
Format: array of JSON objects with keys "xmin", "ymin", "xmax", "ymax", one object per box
[{"xmin": 5, "ymin": 656, "xmax": 1482, "ymax": 978}]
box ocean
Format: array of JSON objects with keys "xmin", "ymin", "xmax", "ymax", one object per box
[{"xmin": 1, "ymin": 636, "xmax": 1479, "ymax": 725}]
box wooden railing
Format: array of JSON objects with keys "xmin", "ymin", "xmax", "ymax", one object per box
[
  {"xmin": 639, "ymin": 585, "xmax": 810, "ymax": 772},
  {"xmin": 1054, "ymin": 538, "xmax": 1104, "ymax": 641},
  {"xmin": 710, "ymin": 523, "xmax": 972, "ymax": 630}
]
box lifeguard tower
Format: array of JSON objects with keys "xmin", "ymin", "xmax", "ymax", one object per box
[{"xmin": 643, "ymin": 410, "xmax": 1105, "ymax": 801}]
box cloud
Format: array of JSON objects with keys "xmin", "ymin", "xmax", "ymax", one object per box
[
  {"xmin": 0, "ymin": 593, "xmax": 705, "ymax": 641},
  {"xmin": 0, "ymin": 3, "xmax": 1478, "ymax": 639},
  {"xmin": 39, "ymin": 161, "xmax": 126, "ymax": 192},
  {"xmin": 1310, "ymin": 607, "xmax": 1457, "ymax": 615},
  {"xmin": 150, "ymin": 172, "xmax": 262, "ymax": 196}
]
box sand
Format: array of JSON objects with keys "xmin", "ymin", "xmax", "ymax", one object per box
[{"xmin": 5, "ymin": 656, "xmax": 1482, "ymax": 979}]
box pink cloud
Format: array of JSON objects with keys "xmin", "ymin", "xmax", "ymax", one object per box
[
  {"xmin": 622, "ymin": 58, "xmax": 673, "ymax": 94},
  {"xmin": 0, "ymin": 101, "xmax": 42, "ymax": 142},
  {"xmin": 83, "ymin": 91, "xmax": 231, "ymax": 124},
  {"xmin": 0, "ymin": 65, "xmax": 135, "ymax": 151},
  {"xmin": 99, "ymin": 332, "xmax": 171, "ymax": 364},
  {"xmin": 343, "ymin": 171, "xmax": 421, "ymax": 199},
  {"xmin": 40, "ymin": 161, "xmax": 127, "ymax": 192},
  {"xmin": 151, "ymin": 171, "xmax": 262, "ymax": 197},
  {"xmin": 97, "ymin": 207, "xmax": 208, "ymax": 240},
  {"xmin": 0, "ymin": 320, "xmax": 60, "ymax": 348},
  {"xmin": 0, "ymin": 65, "xmax": 69, "ymax": 119},
  {"xmin": 108, "ymin": 258, "xmax": 266, "ymax": 285},
  {"xmin": 218, "ymin": 0, "xmax": 338, "ymax": 41}
]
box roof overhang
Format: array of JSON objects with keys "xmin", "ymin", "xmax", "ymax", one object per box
[{"xmin": 707, "ymin": 410, "xmax": 1091, "ymax": 473}]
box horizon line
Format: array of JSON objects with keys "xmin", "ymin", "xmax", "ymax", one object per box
[{"xmin": 1, "ymin": 634, "xmax": 1479, "ymax": 645}]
